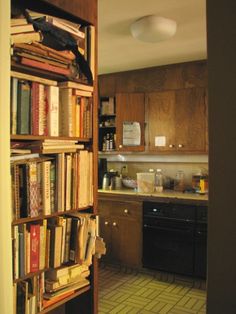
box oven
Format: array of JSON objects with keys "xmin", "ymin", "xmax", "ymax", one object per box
[
  {"xmin": 194, "ymin": 206, "xmax": 207, "ymax": 278},
  {"xmin": 143, "ymin": 201, "xmax": 195, "ymax": 276}
]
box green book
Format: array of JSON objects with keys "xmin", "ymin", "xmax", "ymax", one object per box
[{"xmin": 17, "ymin": 80, "xmax": 31, "ymax": 134}]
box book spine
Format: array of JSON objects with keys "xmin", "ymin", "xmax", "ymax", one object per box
[
  {"xmin": 42, "ymin": 161, "xmax": 51, "ymax": 215},
  {"xmin": 50, "ymin": 160, "xmax": 56, "ymax": 214},
  {"xmin": 59, "ymin": 88, "xmax": 73, "ymax": 137},
  {"xmin": 21, "ymin": 57, "xmax": 70, "ymax": 76},
  {"xmin": 38, "ymin": 84, "xmax": 45, "ymax": 136},
  {"xmin": 30, "ymin": 224, "xmax": 40, "ymax": 273},
  {"xmin": 28, "ymin": 162, "xmax": 39, "ymax": 218},
  {"xmin": 65, "ymin": 154, "xmax": 72, "ymax": 211},
  {"xmin": 17, "ymin": 80, "xmax": 31, "ymax": 135},
  {"xmin": 11, "ymin": 77, "xmax": 18, "ymax": 134},
  {"xmin": 46, "ymin": 85, "xmax": 59, "ymax": 137},
  {"xmin": 31, "ymin": 82, "xmax": 39, "ymax": 135}
]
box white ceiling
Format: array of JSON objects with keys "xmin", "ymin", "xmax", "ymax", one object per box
[{"xmin": 98, "ymin": 0, "xmax": 207, "ymax": 74}]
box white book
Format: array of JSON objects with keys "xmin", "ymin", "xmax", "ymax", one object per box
[{"xmin": 46, "ymin": 85, "xmax": 59, "ymax": 137}]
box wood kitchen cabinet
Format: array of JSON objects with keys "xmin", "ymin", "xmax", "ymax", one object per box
[
  {"xmin": 116, "ymin": 93, "xmax": 145, "ymax": 152},
  {"xmin": 147, "ymin": 87, "xmax": 208, "ymax": 153},
  {"xmin": 98, "ymin": 199, "xmax": 142, "ymax": 268}
]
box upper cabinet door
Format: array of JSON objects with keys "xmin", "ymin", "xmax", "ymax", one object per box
[
  {"xmin": 147, "ymin": 88, "xmax": 208, "ymax": 153},
  {"xmin": 147, "ymin": 91, "xmax": 176, "ymax": 152},
  {"xmin": 175, "ymin": 88, "xmax": 207, "ymax": 152},
  {"xmin": 116, "ymin": 93, "xmax": 145, "ymax": 152}
]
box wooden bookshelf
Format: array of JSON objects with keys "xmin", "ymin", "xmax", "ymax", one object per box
[{"xmin": 10, "ymin": 0, "xmax": 98, "ymax": 313}]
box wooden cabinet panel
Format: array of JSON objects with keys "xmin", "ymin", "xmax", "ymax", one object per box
[
  {"xmin": 116, "ymin": 93, "xmax": 145, "ymax": 152},
  {"xmin": 98, "ymin": 199, "xmax": 142, "ymax": 267},
  {"xmin": 175, "ymin": 88, "xmax": 207, "ymax": 152},
  {"xmin": 147, "ymin": 88, "xmax": 208, "ymax": 153},
  {"xmin": 147, "ymin": 91, "xmax": 176, "ymax": 151}
]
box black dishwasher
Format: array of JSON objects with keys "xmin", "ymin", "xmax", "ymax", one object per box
[{"xmin": 143, "ymin": 201, "xmax": 195, "ymax": 276}]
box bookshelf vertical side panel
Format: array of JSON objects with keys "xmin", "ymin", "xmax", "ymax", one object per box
[{"xmin": 0, "ymin": 1, "xmax": 14, "ymax": 314}]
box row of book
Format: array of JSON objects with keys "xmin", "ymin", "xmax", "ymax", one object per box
[
  {"xmin": 11, "ymin": 151, "xmax": 93, "ymax": 220},
  {"xmin": 10, "ymin": 76, "xmax": 93, "ymax": 138},
  {"xmin": 12, "ymin": 215, "xmax": 96, "ymax": 280},
  {"xmin": 11, "ymin": 13, "xmax": 95, "ymax": 83}
]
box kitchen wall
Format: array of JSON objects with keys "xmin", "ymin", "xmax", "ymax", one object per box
[{"xmin": 107, "ymin": 160, "xmax": 208, "ymax": 187}]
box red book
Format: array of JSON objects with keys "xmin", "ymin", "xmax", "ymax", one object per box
[
  {"xmin": 30, "ymin": 224, "xmax": 40, "ymax": 273},
  {"xmin": 20, "ymin": 57, "xmax": 71, "ymax": 76},
  {"xmin": 31, "ymin": 82, "xmax": 40, "ymax": 135}
]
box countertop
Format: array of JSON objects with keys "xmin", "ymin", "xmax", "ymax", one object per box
[{"xmin": 98, "ymin": 189, "xmax": 208, "ymax": 206}]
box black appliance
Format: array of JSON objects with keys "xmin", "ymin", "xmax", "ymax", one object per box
[
  {"xmin": 194, "ymin": 206, "xmax": 207, "ymax": 278},
  {"xmin": 143, "ymin": 202, "xmax": 195, "ymax": 276},
  {"xmin": 98, "ymin": 158, "xmax": 107, "ymax": 189}
]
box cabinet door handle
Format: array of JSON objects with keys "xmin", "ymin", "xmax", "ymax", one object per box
[
  {"xmin": 104, "ymin": 221, "xmax": 109, "ymax": 226},
  {"xmin": 112, "ymin": 222, "xmax": 117, "ymax": 227},
  {"xmin": 119, "ymin": 144, "xmax": 123, "ymax": 148},
  {"xmin": 178, "ymin": 144, "xmax": 184, "ymax": 148},
  {"xmin": 124, "ymin": 209, "xmax": 129, "ymax": 214},
  {"xmin": 169, "ymin": 144, "xmax": 175, "ymax": 148}
]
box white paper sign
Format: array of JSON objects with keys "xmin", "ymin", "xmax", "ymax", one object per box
[
  {"xmin": 123, "ymin": 121, "xmax": 141, "ymax": 146},
  {"xmin": 155, "ymin": 136, "xmax": 166, "ymax": 147}
]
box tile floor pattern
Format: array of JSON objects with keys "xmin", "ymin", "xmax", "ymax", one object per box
[{"xmin": 98, "ymin": 263, "xmax": 206, "ymax": 314}]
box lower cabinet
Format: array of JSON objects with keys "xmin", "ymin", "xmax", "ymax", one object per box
[{"xmin": 98, "ymin": 199, "xmax": 142, "ymax": 268}]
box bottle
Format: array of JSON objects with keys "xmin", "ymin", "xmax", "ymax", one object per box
[{"xmin": 155, "ymin": 169, "xmax": 163, "ymax": 192}]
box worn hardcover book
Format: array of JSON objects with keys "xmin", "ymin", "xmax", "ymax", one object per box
[
  {"xmin": 69, "ymin": 217, "xmax": 79, "ymax": 262},
  {"xmin": 49, "ymin": 225, "xmax": 63, "ymax": 268},
  {"xmin": 65, "ymin": 154, "xmax": 72, "ymax": 211}
]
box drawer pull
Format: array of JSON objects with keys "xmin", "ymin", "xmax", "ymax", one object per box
[
  {"xmin": 112, "ymin": 222, "xmax": 117, "ymax": 227},
  {"xmin": 169, "ymin": 144, "xmax": 175, "ymax": 148},
  {"xmin": 124, "ymin": 209, "xmax": 129, "ymax": 214},
  {"xmin": 178, "ymin": 144, "xmax": 183, "ymax": 148},
  {"xmin": 104, "ymin": 221, "xmax": 109, "ymax": 226},
  {"xmin": 119, "ymin": 144, "xmax": 123, "ymax": 148}
]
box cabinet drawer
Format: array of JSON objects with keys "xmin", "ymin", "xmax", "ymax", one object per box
[{"xmin": 98, "ymin": 200, "xmax": 142, "ymax": 220}]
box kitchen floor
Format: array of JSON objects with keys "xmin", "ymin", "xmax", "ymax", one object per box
[{"xmin": 98, "ymin": 263, "xmax": 206, "ymax": 314}]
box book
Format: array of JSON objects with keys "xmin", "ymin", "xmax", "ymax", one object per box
[
  {"xmin": 42, "ymin": 161, "xmax": 51, "ymax": 215},
  {"xmin": 20, "ymin": 57, "xmax": 71, "ymax": 76},
  {"xmin": 45, "ymin": 85, "xmax": 59, "ymax": 137},
  {"xmin": 28, "ymin": 162, "xmax": 39, "ymax": 217},
  {"xmin": 58, "ymin": 81, "xmax": 93, "ymax": 92},
  {"xmin": 64, "ymin": 217, "xmax": 72, "ymax": 263},
  {"xmin": 74, "ymin": 89, "xmax": 92, "ymax": 97},
  {"xmin": 11, "ymin": 31, "xmax": 42, "ymax": 45},
  {"xmin": 11, "ymin": 24, "xmax": 34, "ymax": 34},
  {"xmin": 30, "ymin": 224, "xmax": 40, "ymax": 273},
  {"xmin": 59, "ymin": 88, "xmax": 73, "ymax": 137},
  {"xmin": 11, "ymin": 77, "xmax": 18, "ymax": 134},
  {"xmin": 65, "ymin": 154, "xmax": 72, "ymax": 211},
  {"xmin": 17, "ymin": 80, "xmax": 30, "ymax": 135},
  {"xmin": 69, "ymin": 217, "xmax": 79, "ymax": 262},
  {"xmin": 49, "ymin": 224, "xmax": 63, "ymax": 268}
]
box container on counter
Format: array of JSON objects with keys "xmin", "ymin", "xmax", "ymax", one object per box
[
  {"xmin": 174, "ymin": 170, "xmax": 185, "ymax": 192},
  {"xmin": 137, "ymin": 172, "xmax": 155, "ymax": 193},
  {"xmin": 155, "ymin": 169, "xmax": 163, "ymax": 192}
]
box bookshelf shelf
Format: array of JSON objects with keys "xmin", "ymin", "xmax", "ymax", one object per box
[
  {"xmin": 11, "ymin": 135, "xmax": 91, "ymax": 142},
  {"xmin": 40, "ymin": 285, "xmax": 90, "ymax": 314},
  {"xmin": 12, "ymin": 207, "xmax": 92, "ymax": 226}
]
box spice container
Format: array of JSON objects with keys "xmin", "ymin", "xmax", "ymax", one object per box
[{"xmin": 174, "ymin": 170, "xmax": 185, "ymax": 192}]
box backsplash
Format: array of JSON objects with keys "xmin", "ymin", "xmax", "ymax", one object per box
[{"xmin": 107, "ymin": 161, "xmax": 208, "ymax": 187}]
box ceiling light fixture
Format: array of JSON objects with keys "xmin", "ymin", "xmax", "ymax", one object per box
[{"xmin": 130, "ymin": 15, "xmax": 177, "ymax": 43}]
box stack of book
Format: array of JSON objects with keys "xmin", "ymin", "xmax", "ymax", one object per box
[
  {"xmin": 44, "ymin": 264, "xmax": 90, "ymax": 308},
  {"xmin": 11, "ymin": 13, "xmax": 94, "ymax": 83}
]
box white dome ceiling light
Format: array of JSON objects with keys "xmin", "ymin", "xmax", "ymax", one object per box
[{"xmin": 130, "ymin": 15, "xmax": 177, "ymax": 43}]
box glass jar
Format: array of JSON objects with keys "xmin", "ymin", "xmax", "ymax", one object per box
[{"xmin": 174, "ymin": 170, "xmax": 185, "ymax": 192}]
